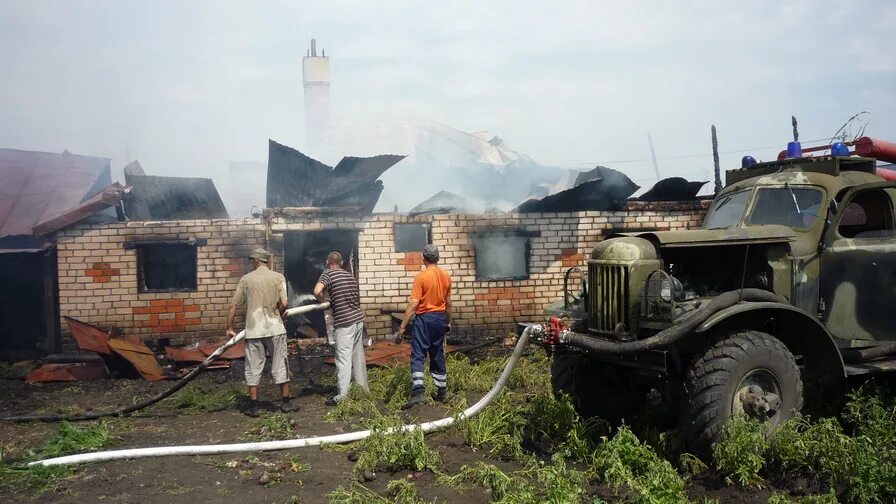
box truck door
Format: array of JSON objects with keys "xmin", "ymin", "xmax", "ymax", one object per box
[{"xmin": 821, "ymin": 182, "xmax": 896, "ymax": 341}]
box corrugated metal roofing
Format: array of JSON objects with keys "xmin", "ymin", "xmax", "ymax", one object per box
[{"xmin": 0, "ymin": 148, "xmax": 111, "ymax": 247}]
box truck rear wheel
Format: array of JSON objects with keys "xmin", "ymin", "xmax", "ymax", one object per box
[
  {"xmin": 681, "ymin": 330, "xmax": 803, "ymax": 458},
  {"xmin": 550, "ymin": 350, "xmax": 647, "ymax": 424}
]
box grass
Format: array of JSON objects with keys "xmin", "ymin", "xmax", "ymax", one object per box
[
  {"xmin": 326, "ymin": 480, "xmax": 426, "ymax": 504},
  {"xmin": 353, "ymin": 416, "xmax": 441, "ymax": 475},
  {"xmin": 590, "ymin": 425, "xmax": 690, "ymax": 504},
  {"xmin": 437, "ymin": 461, "xmax": 535, "ymax": 502},
  {"xmin": 0, "ymin": 420, "xmax": 117, "ymax": 494},
  {"xmin": 711, "ymin": 383, "xmax": 896, "ymax": 504},
  {"xmin": 713, "ymin": 415, "xmax": 767, "ymax": 486},
  {"xmin": 243, "ymin": 412, "xmax": 296, "ymax": 441},
  {"xmin": 157, "ymin": 384, "xmax": 244, "ymax": 414}
]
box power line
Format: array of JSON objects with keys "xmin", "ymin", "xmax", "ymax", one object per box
[{"xmin": 572, "ymin": 137, "xmax": 833, "ymax": 166}]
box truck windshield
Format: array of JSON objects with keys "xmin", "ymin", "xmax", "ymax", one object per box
[
  {"xmin": 703, "ymin": 189, "xmax": 751, "ymax": 229},
  {"xmin": 747, "ymin": 187, "xmax": 823, "ymax": 229}
]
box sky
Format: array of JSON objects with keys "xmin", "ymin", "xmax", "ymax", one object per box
[{"xmin": 1, "ymin": 0, "xmax": 895, "ymax": 195}]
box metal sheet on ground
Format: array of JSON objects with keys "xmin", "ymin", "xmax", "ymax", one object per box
[
  {"xmin": 26, "ymin": 362, "xmax": 109, "ymax": 383},
  {"xmin": 64, "ymin": 316, "xmax": 112, "ymax": 355},
  {"xmin": 107, "ymin": 338, "xmax": 166, "ymax": 381}
]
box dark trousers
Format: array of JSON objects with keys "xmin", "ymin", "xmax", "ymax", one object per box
[{"xmin": 410, "ymin": 311, "xmax": 448, "ymax": 391}]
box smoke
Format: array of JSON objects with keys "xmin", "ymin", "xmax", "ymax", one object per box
[{"xmin": 313, "ymin": 118, "xmax": 570, "ymax": 213}]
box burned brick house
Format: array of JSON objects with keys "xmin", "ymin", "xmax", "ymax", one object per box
[
  {"xmin": 0, "ymin": 144, "xmax": 710, "ymax": 359},
  {"xmin": 0, "ymin": 149, "xmax": 122, "ymax": 359},
  {"xmin": 49, "ymin": 201, "xmax": 709, "ymax": 351}
]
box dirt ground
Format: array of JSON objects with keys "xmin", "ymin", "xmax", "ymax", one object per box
[{"xmin": 0, "ymin": 346, "xmax": 790, "ymax": 504}]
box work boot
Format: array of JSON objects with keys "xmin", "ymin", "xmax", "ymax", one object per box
[
  {"xmin": 401, "ymin": 389, "xmax": 427, "ymax": 410},
  {"xmin": 244, "ymin": 400, "xmax": 261, "ymax": 418},
  {"xmin": 280, "ymin": 398, "xmax": 299, "ymax": 413},
  {"xmin": 434, "ymin": 387, "xmax": 448, "ymax": 403}
]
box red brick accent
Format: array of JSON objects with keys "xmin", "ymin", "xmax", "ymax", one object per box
[
  {"xmin": 132, "ymin": 298, "xmax": 201, "ymax": 333},
  {"xmin": 396, "ymin": 252, "xmax": 424, "ymax": 272},
  {"xmin": 224, "ymin": 258, "xmax": 246, "ymax": 278},
  {"xmin": 558, "ymin": 248, "xmax": 585, "ymax": 267},
  {"xmin": 85, "ymin": 262, "xmax": 120, "ymax": 283}
]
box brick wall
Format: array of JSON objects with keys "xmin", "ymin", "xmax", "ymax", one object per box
[
  {"xmin": 55, "ymin": 201, "xmax": 709, "ymax": 346},
  {"xmin": 56, "ymin": 219, "xmax": 264, "ymax": 349}
]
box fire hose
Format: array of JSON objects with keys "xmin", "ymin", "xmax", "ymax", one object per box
[
  {"xmin": 560, "ymin": 289, "xmax": 786, "ymax": 354},
  {"xmin": 0, "ymin": 303, "xmax": 331, "ymax": 423},
  {"xmin": 30, "ymin": 325, "xmax": 538, "ymax": 467}
]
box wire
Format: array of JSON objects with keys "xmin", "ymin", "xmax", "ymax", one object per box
[{"xmin": 572, "ymin": 137, "xmax": 834, "ymax": 166}]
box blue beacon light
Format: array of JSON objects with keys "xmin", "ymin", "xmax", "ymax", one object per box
[{"xmin": 831, "ymin": 142, "xmax": 850, "ymax": 156}]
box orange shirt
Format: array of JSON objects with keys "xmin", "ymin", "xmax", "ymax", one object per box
[{"xmin": 411, "ymin": 265, "xmax": 452, "ymax": 314}]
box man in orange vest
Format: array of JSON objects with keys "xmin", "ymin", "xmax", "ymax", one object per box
[{"xmin": 398, "ymin": 244, "xmax": 452, "ymax": 409}]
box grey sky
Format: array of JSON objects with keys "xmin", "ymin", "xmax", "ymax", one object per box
[{"xmin": 2, "ymin": 0, "xmax": 894, "ymax": 189}]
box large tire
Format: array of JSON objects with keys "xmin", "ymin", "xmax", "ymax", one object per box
[
  {"xmin": 681, "ymin": 330, "xmax": 803, "ymax": 458},
  {"xmin": 550, "ymin": 350, "xmax": 647, "ymax": 424}
]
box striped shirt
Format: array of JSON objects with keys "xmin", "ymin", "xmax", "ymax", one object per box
[{"xmin": 317, "ymin": 267, "xmax": 364, "ymax": 328}]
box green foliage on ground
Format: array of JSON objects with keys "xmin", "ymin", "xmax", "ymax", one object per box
[
  {"xmin": 590, "ymin": 426, "xmax": 690, "ymax": 504},
  {"xmin": 353, "ymin": 416, "xmax": 441, "ymax": 475},
  {"xmin": 0, "ymin": 420, "xmax": 118, "ymax": 494},
  {"xmin": 243, "ymin": 412, "xmax": 295, "ymax": 441},
  {"xmin": 713, "ymin": 383, "xmax": 896, "ymax": 504},
  {"xmin": 157, "ymin": 384, "xmax": 244, "ymax": 414}
]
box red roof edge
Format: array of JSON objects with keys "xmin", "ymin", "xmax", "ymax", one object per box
[{"xmin": 33, "ymin": 183, "xmax": 128, "ymax": 236}]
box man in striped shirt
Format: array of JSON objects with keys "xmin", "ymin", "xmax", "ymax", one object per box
[{"xmin": 314, "ymin": 251, "xmax": 368, "ymax": 406}]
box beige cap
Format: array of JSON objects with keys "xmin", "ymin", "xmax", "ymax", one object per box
[{"xmin": 248, "ymin": 248, "xmax": 271, "ymax": 262}]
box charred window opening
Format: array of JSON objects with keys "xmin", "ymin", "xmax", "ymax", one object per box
[
  {"xmin": 394, "ymin": 223, "xmax": 430, "ymax": 252},
  {"xmin": 472, "ymin": 230, "xmax": 530, "ymax": 281},
  {"xmin": 135, "ymin": 243, "xmax": 198, "ymax": 292},
  {"xmin": 283, "ymin": 230, "xmax": 359, "ymax": 339}
]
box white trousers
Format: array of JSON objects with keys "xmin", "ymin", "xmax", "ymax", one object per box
[{"xmin": 333, "ymin": 321, "xmax": 369, "ymax": 401}]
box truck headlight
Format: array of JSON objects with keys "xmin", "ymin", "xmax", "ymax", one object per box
[{"xmin": 660, "ymin": 276, "xmax": 684, "ymax": 302}]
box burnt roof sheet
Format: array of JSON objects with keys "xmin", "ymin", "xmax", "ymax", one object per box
[
  {"xmin": 0, "ymin": 148, "xmax": 111, "ymax": 244},
  {"xmin": 266, "ymin": 140, "xmax": 405, "ymax": 214},
  {"xmin": 124, "ymin": 174, "xmax": 228, "ymax": 220}
]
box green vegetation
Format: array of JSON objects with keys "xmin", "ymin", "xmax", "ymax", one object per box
[
  {"xmin": 157, "ymin": 384, "xmax": 244, "ymax": 414},
  {"xmin": 712, "ymin": 384, "xmax": 896, "ymax": 503},
  {"xmin": 0, "ymin": 420, "xmax": 117, "ymax": 494},
  {"xmin": 353, "ymin": 417, "xmax": 441, "ymax": 475},
  {"xmin": 327, "ymin": 480, "xmax": 426, "ymax": 504},
  {"xmin": 591, "ymin": 426, "xmax": 689, "ymax": 503},
  {"xmin": 243, "ymin": 412, "xmax": 296, "ymax": 441}
]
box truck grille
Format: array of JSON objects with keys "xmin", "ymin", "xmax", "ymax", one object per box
[{"xmin": 588, "ymin": 263, "xmax": 630, "ymax": 334}]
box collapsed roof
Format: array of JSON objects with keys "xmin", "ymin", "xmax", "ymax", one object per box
[
  {"xmin": 639, "ymin": 177, "xmax": 708, "ymax": 201},
  {"xmin": 0, "ymin": 148, "xmax": 112, "ymax": 249},
  {"xmin": 409, "ymin": 190, "xmax": 482, "ymax": 216},
  {"xmin": 266, "ymin": 140, "xmax": 405, "ymax": 214},
  {"xmin": 123, "ymin": 161, "xmax": 228, "ymax": 220},
  {"xmin": 515, "ymin": 166, "xmax": 640, "ymax": 213}
]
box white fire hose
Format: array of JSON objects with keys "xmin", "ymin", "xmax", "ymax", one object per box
[{"xmin": 31, "ymin": 325, "xmax": 540, "ymax": 467}]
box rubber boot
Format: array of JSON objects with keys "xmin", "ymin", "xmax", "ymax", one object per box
[
  {"xmin": 401, "ymin": 388, "xmax": 427, "ymax": 410},
  {"xmin": 434, "ymin": 387, "xmax": 448, "ymax": 403}
]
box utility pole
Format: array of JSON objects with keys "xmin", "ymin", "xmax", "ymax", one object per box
[
  {"xmin": 711, "ymin": 125, "xmax": 722, "ymax": 195},
  {"xmin": 647, "ymin": 133, "xmax": 661, "ymax": 181}
]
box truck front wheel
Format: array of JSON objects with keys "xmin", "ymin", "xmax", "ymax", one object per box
[
  {"xmin": 681, "ymin": 330, "xmax": 803, "ymax": 458},
  {"xmin": 550, "ymin": 350, "xmax": 647, "ymax": 424}
]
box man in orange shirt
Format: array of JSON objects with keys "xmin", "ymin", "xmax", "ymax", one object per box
[{"xmin": 398, "ymin": 244, "xmax": 452, "ymax": 409}]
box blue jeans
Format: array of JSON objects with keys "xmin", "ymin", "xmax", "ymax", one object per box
[{"xmin": 410, "ymin": 312, "xmax": 447, "ymax": 391}]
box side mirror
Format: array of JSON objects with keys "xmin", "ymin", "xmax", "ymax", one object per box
[{"xmin": 818, "ymin": 199, "xmax": 838, "ymax": 253}]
